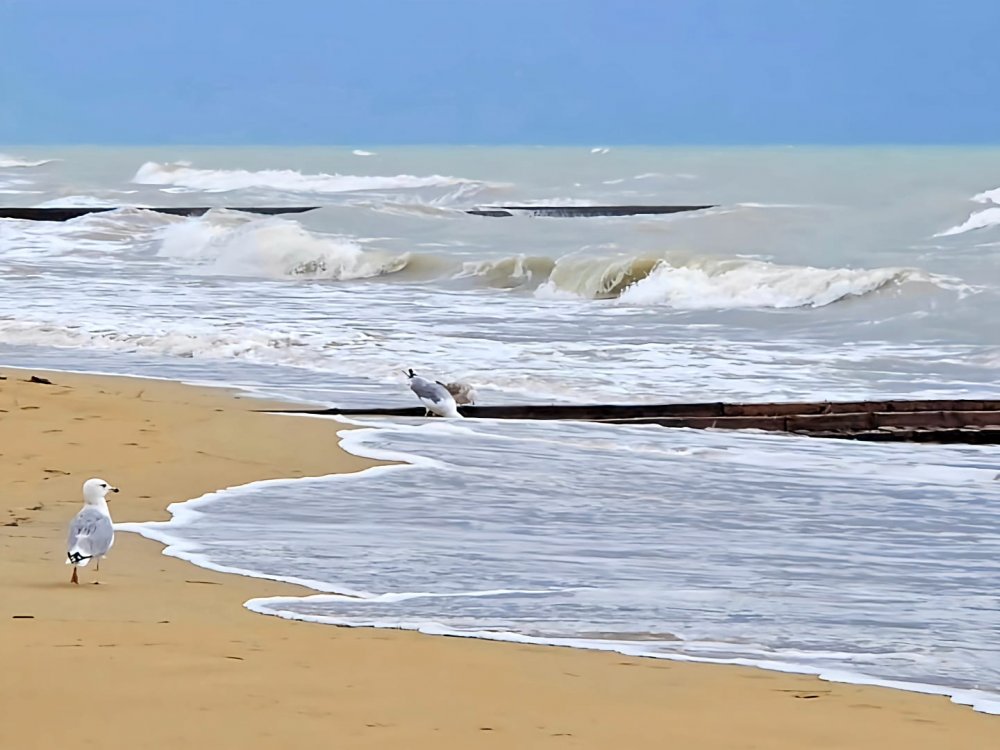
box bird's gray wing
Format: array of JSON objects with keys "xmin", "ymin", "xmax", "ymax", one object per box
[
  {"xmin": 67, "ymin": 506, "xmax": 114, "ymax": 561},
  {"xmin": 410, "ymin": 376, "xmax": 450, "ymax": 404}
]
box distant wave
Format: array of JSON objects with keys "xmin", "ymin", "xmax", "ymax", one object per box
[
  {"xmin": 352, "ymin": 149, "xmax": 376, "ymax": 157},
  {"xmin": 974, "ymin": 187, "xmax": 1000, "ymax": 204},
  {"xmin": 936, "ymin": 186, "xmax": 1000, "ymax": 236},
  {"xmin": 132, "ymin": 161, "xmax": 492, "ymax": 194},
  {"xmin": 0, "ymin": 153, "xmax": 57, "ymax": 169},
  {"xmin": 33, "ymin": 195, "xmax": 132, "ymax": 208}
]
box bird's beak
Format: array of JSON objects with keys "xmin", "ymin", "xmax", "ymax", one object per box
[{"xmin": 111, "ymin": 487, "xmax": 120, "ymax": 494}]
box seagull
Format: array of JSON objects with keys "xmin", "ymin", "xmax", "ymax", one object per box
[
  {"xmin": 66, "ymin": 477, "xmax": 119, "ymax": 584},
  {"xmin": 444, "ymin": 381, "xmax": 477, "ymax": 406},
  {"xmin": 405, "ymin": 369, "xmax": 464, "ymax": 418}
]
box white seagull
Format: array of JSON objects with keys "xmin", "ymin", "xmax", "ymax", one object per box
[
  {"xmin": 66, "ymin": 477, "xmax": 119, "ymax": 584},
  {"xmin": 405, "ymin": 368, "xmax": 464, "ymax": 418}
]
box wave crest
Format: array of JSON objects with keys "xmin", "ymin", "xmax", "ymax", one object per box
[
  {"xmin": 133, "ymin": 161, "xmax": 490, "ymax": 194},
  {"xmin": 937, "ymin": 186, "xmax": 1000, "ymax": 236},
  {"xmin": 0, "ymin": 153, "xmax": 56, "ymax": 169},
  {"xmin": 610, "ymin": 259, "xmax": 921, "ymax": 309},
  {"xmin": 157, "ymin": 213, "xmax": 409, "ymax": 280},
  {"xmin": 456, "ymin": 252, "xmax": 931, "ymax": 309}
]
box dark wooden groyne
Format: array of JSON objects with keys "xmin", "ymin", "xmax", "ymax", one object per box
[
  {"xmin": 466, "ymin": 205, "xmax": 715, "ymax": 217},
  {"xmin": 1, "ymin": 205, "xmax": 715, "ymax": 222},
  {"xmin": 260, "ymin": 398, "xmax": 1000, "ymax": 444},
  {"xmin": 0, "ymin": 206, "xmax": 320, "ymax": 222}
]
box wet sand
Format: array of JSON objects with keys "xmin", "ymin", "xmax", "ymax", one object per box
[{"xmin": 0, "ymin": 369, "xmax": 995, "ymax": 749}]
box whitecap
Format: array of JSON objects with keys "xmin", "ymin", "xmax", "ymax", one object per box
[
  {"xmin": 0, "ymin": 153, "xmax": 57, "ymax": 169},
  {"xmin": 133, "ymin": 161, "xmax": 489, "ymax": 194}
]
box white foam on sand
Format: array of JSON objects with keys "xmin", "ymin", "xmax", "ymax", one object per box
[{"xmin": 110, "ymin": 412, "xmax": 1000, "ymax": 718}]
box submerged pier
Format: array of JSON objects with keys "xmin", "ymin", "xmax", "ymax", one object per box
[{"xmin": 260, "ymin": 399, "xmax": 1000, "ymax": 444}]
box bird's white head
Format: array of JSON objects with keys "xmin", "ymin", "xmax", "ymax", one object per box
[{"xmin": 82, "ymin": 478, "xmax": 119, "ymax": 505}]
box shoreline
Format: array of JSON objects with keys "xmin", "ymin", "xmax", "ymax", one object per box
[{"xmin": 1, "ymin": 367, "xmax": 997, "ymax": 748}]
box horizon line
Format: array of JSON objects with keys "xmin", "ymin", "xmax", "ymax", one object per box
[{"xmin": 4, "ymin": 142, "xmax": 1000, "ymax": 149}]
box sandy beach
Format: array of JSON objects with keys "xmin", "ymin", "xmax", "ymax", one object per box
[{"xmin": 0, "ymin": 368, "xmax": 995, "ymax": 749}]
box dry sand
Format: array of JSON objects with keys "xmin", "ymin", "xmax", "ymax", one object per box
[{"xmin": 0, "ymin": 368, "xmax": 995, "ymax": 749}]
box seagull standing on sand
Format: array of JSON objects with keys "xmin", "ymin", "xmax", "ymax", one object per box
[
  {"xmin": 66, "ymin": 478, "xmax": 119, "ymax": 584},
  {"xmin": 405, "ymin": 369, "xmax": 464, "ymax": 418}
]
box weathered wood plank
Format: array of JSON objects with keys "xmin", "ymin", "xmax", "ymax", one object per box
[
  {"xmin": 256, "ymin": 399, "xmax": 1000, "ymax": 444},
  {"xmin": 602, "ymin": 415, "xmax": 788, "ymax": 431},
  {"xmin": 787, "ymin": 412, "xmax": 876, "ymax": 432},
  {"xmin": 874, "ymin": 410, "xmax": 1000, "ymax": 429}
]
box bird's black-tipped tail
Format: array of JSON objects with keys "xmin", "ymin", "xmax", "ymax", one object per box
[{"xmin": 66, "ymin": 550, "xmax": 92, "ymax": 566}]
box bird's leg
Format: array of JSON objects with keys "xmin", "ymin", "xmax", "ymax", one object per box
[
  {"xmin": 95, "ymin": 559, "xmax": 100, "ymax": 572},
  {"xmin": 424, "ymin": 408, "xmax": 431, "ymax": 417},
  {"xmin": 71, "ymin": 566, "xmax": 78, "ymax": 585}
]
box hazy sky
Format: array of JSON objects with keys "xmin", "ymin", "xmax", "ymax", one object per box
[{"xmin": 2, "ymin": 0, "xmax": 998, "ymax": 144}]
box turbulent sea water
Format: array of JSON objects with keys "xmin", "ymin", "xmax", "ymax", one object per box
[{"xmin": 1, "ymin": 146, "xmax": 999, "ymax": 712}]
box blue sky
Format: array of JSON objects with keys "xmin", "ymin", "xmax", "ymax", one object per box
[{"xmin": 2, "ymin": 0, "xmax": 998, "ymax": 144}]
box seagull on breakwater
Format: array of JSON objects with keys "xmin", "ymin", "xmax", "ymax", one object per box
[
  {"xmin": 405, "ymin": 369, "xmax": 464, "ymax": 418},
  {"xmin": 444, "ymin": 381, "xmax": 477, "ymax": 406},
  {"xmin": 66, "ymin": 478, "xmax": 119, "ymax": 584}
]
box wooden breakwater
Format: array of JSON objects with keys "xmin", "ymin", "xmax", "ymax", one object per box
[
  {"xmin": 259, "ymin": 399, "xmax": 1000, "ymax": 444},
  {"xmin": 1, "ymin": 205, "xmax": 714, "ymax": 222},
  {"xmin": 0, "ymin": 207, "xmax": 320, "ymax": 222},
  {"xmin": 466, "ymin": 205, "xmax": 715, "ymax": 217}
]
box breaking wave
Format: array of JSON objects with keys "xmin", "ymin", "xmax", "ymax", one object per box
[
  {"xmin": 468, "ymin": 254, "xmax": 939, "ymax": 309},
  {"xmin": 156, "ymin": 213, "xmax": 409, "ymax": 280},
  {"xmin": 0, "ymin": 153, "xmax": 56, "ymax": 169},
  {"xmin": 936, "ymin": 186, "xmax": 1000, "ymax": 236},
  {"xmin": 133, "ymin": 161, "xmax": 491, "ymax": 194},
  {"xmin": 10, "ymin": 205, "xmax": 953, "ymax": 311}
]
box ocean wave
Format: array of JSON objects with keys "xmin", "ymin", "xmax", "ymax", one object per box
[
  {"xmin": 973, "ymin": 187, "xmax": 1000, "ymax": 204},
  {"xmin": 936, "ymin": 207, "xmax": 1000, "ymax": 237},
  {"xmin": 156, "ymin": 213, "xmax": 409, "ymax": 280},
  {"xmin": 0, "ymin": 153, "xmax": 57, "ymax": 169},
  {"xmin": 150, "ymin": 212, "xmax": 955, "ymax": 309},
  {"xmin": 936, "ymin": 186, "xmax": 1000, "ymax": 236},
  {"xmin": 607, "ymin": 259, "xmax": 927, "ymax": 309},
  {"xmin": 33, "ymin": 195, "xmax": 139, "ymax": 208},
  {"xmin": 479, "ymin": 254, "xmax": 932, "ymax": 309},
  {"xmin": 133, "ymin": 160, "xmax": 491, "ymax": 194}
]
